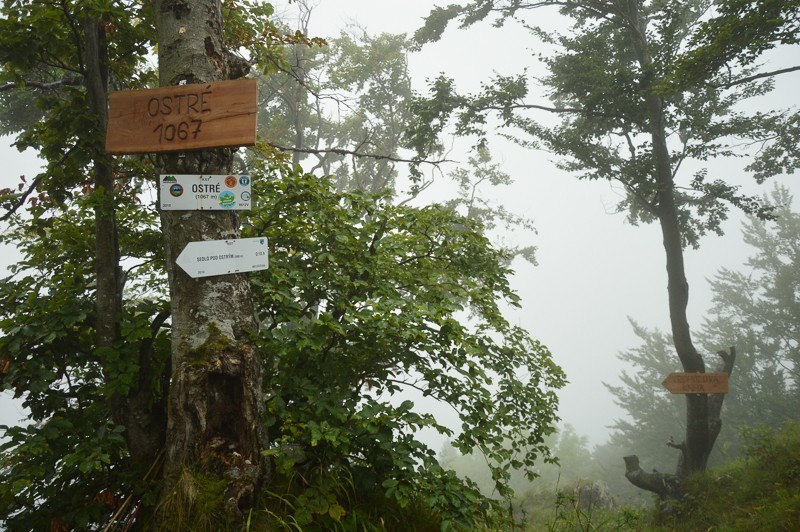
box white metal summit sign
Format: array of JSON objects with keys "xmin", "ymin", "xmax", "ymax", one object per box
[
  {"xmin": 176, "ymin": 237, "xmax": 268, "ymax": 278},
  {"xmin": 160, "ymin": 174, "xmax": 251, "ymax": 210}
]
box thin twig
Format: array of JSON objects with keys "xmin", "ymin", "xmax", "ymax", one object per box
[
  {"xmin": 0, "ymin": 77, "xmax": 84, "ymax": 92},
  {"xmin": 1, "ymin": 146, "xmax": 79, "ymax": 222}
]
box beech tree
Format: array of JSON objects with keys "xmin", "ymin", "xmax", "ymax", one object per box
[
  {"xmin": 0, "ymin": 0, "xmax": 276, "ymax": 526},
  {"xmin": 257, "ymin": 3, "xmax": 539, "ymax": 264},
  {"xmin": 412, "ymin": 0, "xmax": 796, "ymax": 498},
  {"xmin": 150, "ymin": 0, "xmax": 269, "ymax": 526},
  {"xmin": 258, "ymin": 13, "xmax": 415, "ymax": 194},
  {"xmin": 608, "ymin": 185, "xmax": 800, "ymax": 471}
]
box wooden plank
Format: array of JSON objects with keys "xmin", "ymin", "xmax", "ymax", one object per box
[
  {"xmin": 661, "ymin": 372, "xmax": 729, "ymax": 394},
  {"xmin": 105, "ymin": 79, "xmax": 257, "ymax": 154}
]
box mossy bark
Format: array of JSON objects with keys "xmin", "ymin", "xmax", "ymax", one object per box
[{"xmin": 151, "ymin": 0, "xmax": 267, "ymax": 526}]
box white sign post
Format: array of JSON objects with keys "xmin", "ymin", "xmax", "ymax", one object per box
[
  {"xmin": 160, "ymin": 174, "xmax": 252, "ymax": 210},
  {"xmin": 176, "ymin": 237, "xmax": 268, "ymax": 278}
]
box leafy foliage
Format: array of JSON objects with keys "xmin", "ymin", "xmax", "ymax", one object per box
[
  {"xmin": 248, "ymin": 164, "xmax": 564, "ymax": 528},
  {"xmin": 0, "ymin": 181, "xmax": 166, "ymax": 529},
  {"xmin": 1, "ymin": 1, "xmax": 561, "ymax": 528},
  {"xmin": 0, "ymin": 139, "xmax": 563, "ymax": 532},
  {"xmin": 411, "ymin": 0, "xmax": 797, "ymax": 494},
  {"xmin": 655, "ymin": 422, "xmax": 800, "ymax": 530},
  {"xmin": 671, "ymin": 0, "xmax": 800, "ymax": 87},
  {"xmin": 444, "ymin": 145, "xmax": 538, "ymax": 265},
  {"xmin": 0, "ymin": 0, "xmax": 155, "ymax": 204},
  {"xmin": 412, "ymin": 0, "xmax": 788, "ymax": 247},
  {"xmin": 257, "ymin": 14, "xmax": 417, "ymax": 195}
]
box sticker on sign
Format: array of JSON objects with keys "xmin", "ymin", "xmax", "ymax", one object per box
[
  {"xmin": 160, "ymin": 174, "xmax": 252, "ymax": 210},
  {"xmin": 176, "ymin": 237, "xmax": 268, "ymax": 278}
]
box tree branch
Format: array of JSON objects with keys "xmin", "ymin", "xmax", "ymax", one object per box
[
  {"xmin": 708, "ymin": 346, "xmax": 736, "ymax": 449},
  {"xmin": 0, "ymin": 77, "xmax": 84, "ymax": 92},
  {"xmin": 715, "ymin": 65, "xmax": 800, "ymax": 89},
  {"xmin": 623, "ymin": 454, "xmax": 683, "ymax": 499},
  {"xmin": 467, "ymin": 101, "xmax": 632, "ymax": 126},
  {"xmin": 60, "ymin": 0, "xmax": 85, "ymax": 75},
  {"xmin": 0, "ymin": 176, "xmax": 44, "ymax": 222},
  {"xmin": 1, "ymin": 145, "xmax": 79, "ymax": 222},
  {"xmin": 261, "ymin": 141, "xmax": 456, "ymax": 167}
]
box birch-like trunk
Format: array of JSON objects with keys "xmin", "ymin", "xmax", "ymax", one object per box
[{"xmin": 152, "ymin": 0, "xmax": 267, "ymax": 526}]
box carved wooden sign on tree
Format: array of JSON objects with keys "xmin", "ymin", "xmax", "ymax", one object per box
[{"xmin": 105, "ymin": 78, "xmax": 257, "ymax": 154}]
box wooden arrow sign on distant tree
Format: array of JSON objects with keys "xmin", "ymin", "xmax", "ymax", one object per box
[{"xmin": 662, "ymin": 372, "xmax": 729, "ymax": 394}]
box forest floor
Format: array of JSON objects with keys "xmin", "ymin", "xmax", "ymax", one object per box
[{"xmin": 527, "ymin": 422, "xmax": 800, "ymax": 531}]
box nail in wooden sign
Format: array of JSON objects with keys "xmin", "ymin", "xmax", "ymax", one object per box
[{"xmin": 106, "ymin": 79, "xmax": 257, "ymax": 154}]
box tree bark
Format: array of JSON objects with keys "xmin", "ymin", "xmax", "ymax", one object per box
[
  {"xmin": 152, "ymin": 0, "xmax": 267, "ymax": 526},
  {"xmin": 84, "ymin": 14, "xmax": 119, "ymax": 357},
  {"xmin": 623, "ymin": 455, "xmax": 682, "ymax": 500},
  {"xmin": 622, "ymin": 0, "xmax": 735, "ymax": 490},
  {"xmin": 84, "ymin": 13, "xmax": 169, "ymax": 465}
]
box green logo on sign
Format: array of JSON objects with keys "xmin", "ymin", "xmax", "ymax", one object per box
[{"xmin": 218, "ymin": 191, "xmax": 236, "ymax": 209}]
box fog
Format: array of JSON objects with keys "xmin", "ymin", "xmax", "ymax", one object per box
[
  {"xmin": 1, "ymin": 0, "xmax": 797, "ymax": 453},
  {"xmin": 295, "ymin": 0, "xmax": 800, "ymax": 447}
]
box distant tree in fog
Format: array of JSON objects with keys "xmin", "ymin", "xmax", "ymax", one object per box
[{"xmin": 607, "ymin": 184, "xmax": 800, "ymax": 471}]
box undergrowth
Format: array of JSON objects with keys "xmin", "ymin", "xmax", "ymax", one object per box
[
  {"xmin": 520, "ymin": 422, "xmax": 800, "ymax": 531},
  {"xmin": 655, "ymin": 421, "xmax": 800, "ymax": 531}
]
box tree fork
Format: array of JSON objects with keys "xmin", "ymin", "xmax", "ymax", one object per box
[
  {"xmin": 152, "ymin": 0, "xmax": 267, "ymax": 525},
  {"xmin": 623, "ymin": 347, "xmax": 736, "ymax": 499}
]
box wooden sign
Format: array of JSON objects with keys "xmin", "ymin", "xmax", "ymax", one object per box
[
  {"xmin": 106, "ymin": 79, "xmax": 257, "ymax": 154},
  {"xmin": 662, "ymin": 372, "xmax": 729, "ymax": 394}
]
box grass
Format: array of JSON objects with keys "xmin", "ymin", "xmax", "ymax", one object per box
[
  {"xmin": 522, "ymin": 422, "xmax": 800, "ymax": 531},
  {"xmin": 655, "ymin": 422, "xmax": 800, "ymax": 531}
]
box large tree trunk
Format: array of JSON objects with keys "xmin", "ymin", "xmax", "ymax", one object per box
[
  {"xmin": 152, "ymin": 0, "xmax": 267, "ymax": 527},
  {"xmin": 622, "ymin": 0, "xmax": 735, "ymax": 497}
]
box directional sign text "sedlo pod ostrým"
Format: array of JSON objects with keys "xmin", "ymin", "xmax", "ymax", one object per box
[{"xmin": 176, "ymin": 237, "xmax": 268, "ymax": 278}]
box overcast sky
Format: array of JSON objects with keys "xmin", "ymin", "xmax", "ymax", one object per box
[{"xmin": 2, "ymin": 1, "xmax": 798, "ymax": 451}]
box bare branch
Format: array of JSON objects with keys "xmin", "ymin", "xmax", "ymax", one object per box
[
  {"xmin": 623, "ymin": 454, "xmax": 683, "ymax": 499},
  {"xmin": 473, "ymin": 102, "xmax": 583, "ymax": 115},
  {"xmin": 469, "ymin": 102, "xmax": 627, "ymax": 122},
  {"xmin": 0, "ymin": 77, "xmax": 84, "ymax": 93},
  {"xmin": 715, "ymin": 65, "xmax": 800, "ymax": 89},
  {"xmin": 1, "ymin": 146, "xmax": 78, "ymax": 222},
  {"xmin": 0, "ymin": 175, "xmax": 44, "ymax": 222},
  {"xmin": 261, "ymin": 140, "xmax": 456, "ymax": 167}
]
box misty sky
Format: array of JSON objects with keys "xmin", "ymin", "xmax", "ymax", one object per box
[
  {"xmin": 298, "ymin": 0, "xmax": 800, "ymax": 448},
  {"xmin": 2, "ymin": 1, "xmax": 798, "ymax": 452}
]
